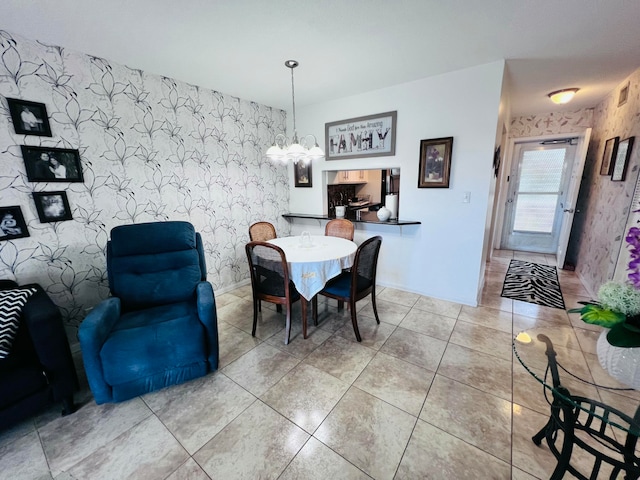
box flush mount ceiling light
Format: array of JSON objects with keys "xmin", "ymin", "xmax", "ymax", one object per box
[
  {"xmin": 266, "ymin": 60, "xmax": 324, "ymax": 165},
  {"xmin": 547, "ymin": 88, "xmax": 580, "ymax": 105}
]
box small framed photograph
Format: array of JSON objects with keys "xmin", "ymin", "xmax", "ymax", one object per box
[
  {"xmin": 611, "ymin": 136, "xmax": 635, "ymax": 182},
  {"xmin": 20, "ymin": 145, "xmax": 84, "ymax": 182},
  {"xmin": 618, "ymin": 82, "xmax": 630, "ymax": 107},
  {"xmin": 294, "ymin": 161, "xmax": 312, "ymax": 187},
  {"xmin": 418, "ymin": 137, "xmax": 453, "ymax": 188},
  {"xmin": 600, "ymin": 136, "xmax": 619, "ymax": 175},
  {"xmin": 6, "ymin": 98, "xmax": 52, "ymax": 137},
  {"xmin": 0, "ymin": 206, "xmax": 30, "ymax": 241},
  {"xmin": 32, "ymin": 191, "xmax": 72, "ymax": 223}
]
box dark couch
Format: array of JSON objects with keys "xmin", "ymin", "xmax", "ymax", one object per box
[{"xmin": 0, "ymin": 280, "xmax": 78, "ymax": 430}]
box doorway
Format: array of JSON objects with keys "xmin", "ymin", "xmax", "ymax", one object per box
[{"xmin": 501, "ymin": 140, "xmax": 577, "ymax": 253}]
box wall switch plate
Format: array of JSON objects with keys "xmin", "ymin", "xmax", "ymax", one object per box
[{"xmin": 463, "ymin": 191, "xmax": 471, "ymax": 203}]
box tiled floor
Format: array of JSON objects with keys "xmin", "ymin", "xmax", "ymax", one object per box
[{"xmin": 1, "ymin": 249, "xmax": 637, "ymax": 479}]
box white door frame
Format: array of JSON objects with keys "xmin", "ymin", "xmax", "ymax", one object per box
[{"xmin": 492, "ymin": 129, "xmax": 591, "ymax": 260}]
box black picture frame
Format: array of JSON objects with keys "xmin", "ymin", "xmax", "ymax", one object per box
[
  {"xmin": 0, "ymin": 206, "xmax": 30, "ymax": 241},
  {"xmin": 600, "ymin": 136, "xmax": 619, "ymax": 175},
  {"xmin": 611, "ymin": 137, "xmax": 635, "ymax": 182},
  {"xmin": 32, "ymin": 191, "xmax": 73, "ymax": 223},
  {"xmin": 325, "ymin": 111, "xmax": 397, "ymax": 160},
  {"xmin": 21, "ymin": 146, "xmax": 84, "ymax": 183},
  {"xmin": 6, "ymin": 98, "xmax": 52, "ymax": 137},
  {"xmin": 294, "ymin": 161, "xmax": 313, "ymax": 187},
  {"xmin": 418, "ymin": 137, "xmax": 453, "ymax": 188}
]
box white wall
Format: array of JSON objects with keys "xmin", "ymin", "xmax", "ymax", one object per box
[{"xmin": 287, "ymin": 61, "xmax": 505, "ymax": 305}]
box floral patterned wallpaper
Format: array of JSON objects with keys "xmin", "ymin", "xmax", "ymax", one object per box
[
  {"xmin": 0, "ymin": 30, "xmax": 289, "ymax": 332},
  {"xmin": 573, "ymin": 69, "xmax": 640, "ymax": 293},
  {"xmin": 509, "ymin": 108, "xmax": 593, "ymax": 138}
]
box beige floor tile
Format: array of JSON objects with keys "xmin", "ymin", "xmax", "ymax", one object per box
[
  {"xmin": 335, "ymin": 314, "xmax": 397, "ymax": 349},
  {"xmin": 315, "ymin": 387, "xmax": 415, "ymax": 480},
  {"xmin": 215, "ymin": 297, "xmax": 255, "ymax": 325},
  {"xmin": 266, "ymin": 320, "xmax": 333, "ymax": 359},
  {"xmin": 279, "ymin": 437, "xmax": 370, "ymax": 480},
  {"xmin": 513, "ymin": 252, "xmax": 548, "ymax": 264},
  {"xmin": 395, "ymin": 419, "xmax": 511, "ymax": 479},
  {"xmin": 214, "ymin": 291, "xmax": 244, "ymax": 309},
  {"xmin": 143, "ymin": 372, "xmax": 256, "ymax": 454},
  {"xmin": 39, "ymin": 397, "xmax": 152, "ymax": 476},
  {"xmin": 222, "ymin": 343, "xmax": 300, "ymax": 396},
  {"xmin": 420, "ymin": 374, "xmax": 512, "ymax": 462},
  {"xmin": 376, "ymin": 287, "xmax": 420, "ymax": 307},
  {"xmin": 479, "ymin": 291, "xmax": 513, "ymax": 312},
  {"xmin": 67, "ymin": 415, "xmax": 189, "ymax": 480},
  {"xmin": 458, "ymin": 304, "xmax": 513, "ymax": 334},
  {"xmin": 231, "ymin": 305, "xmax": 296, "ymax": 341},
  {"xmin": 217, "ymin": 322, "xmax": 261, "ymax": 368},
  {"xmin": 449, "ymin": 320, "xmax": 513, "ymax": 361},
  {"xmin": 398, "ymin": 309, "xmax": 456, "ymax": 341},
  {"xmin": 353, "ymin": 352, "xmax": 433, "ymax": 416},
  {"xmin": 0, "ymin": 430, "xmax": 50, "ymax": 480},
  {"xmin": 513, "ymin": 300, "xmax": 570, "ymax": 324},
  {"xmin": 313, "ymin": 307, "xmax": 350, "ymax": 333},
  {"xmin": 511, "ymin": 404, "xmax": 558, "ymax": 479},
  {"xmin": 574, "ymin": 327, "xmax": 602, "ymax": 355},
  {"xmin": 261, "ymin": 363, "xmax": 349, "ymax": 433},
  {"xmin": 166, "ymin": 458, "xmax": 211, "ymax": 480},
  {"xmin": 492, "ymin": 249, "xmax": 515, "ymax": 259},
  {"xmin": 303, "ymin": 335, "xmax": 375, "ymax": 383},
  {"xmin": 194, "ymin": 401, "xmax": 308, "ymax": 479},
  {"xmin": 437, "ymin": 343, "xmax": 512, "ymax": 401},
  {"xmin": 357, "ymin": 298, "xmax": 411, "ymax": 325},
  {"xmin": 511, "ymin": 467, "xmax": 539, "ymax": 479},
  {"xmin": 379, "ymin": 326, "xmax": 447, "ymax": 371},
  {"xmin": 413, "ymin": 296, "xmax": 463, "ymax": 319}
]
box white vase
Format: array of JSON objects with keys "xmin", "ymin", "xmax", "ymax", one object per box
[
  {"xmin": 596, "ymin": 329, "xmax": 640, "ymax": 389},
  {"xmin": 377, "ymin": 206, "xmax": 391, "ymax": 221}
]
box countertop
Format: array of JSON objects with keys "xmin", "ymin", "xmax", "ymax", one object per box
[{"xmin": 282, "ymin": 212, "xmax": 421, "ymax": 226}]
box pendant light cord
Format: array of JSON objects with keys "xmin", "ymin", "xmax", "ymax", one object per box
[{"xmin": 290, "ymin": 65, "xmax": 297, "ymax": 138}]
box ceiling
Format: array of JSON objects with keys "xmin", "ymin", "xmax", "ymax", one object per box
[{"xmin": 2, "ymin": 0, "xmax": 640, "ymax": 116}]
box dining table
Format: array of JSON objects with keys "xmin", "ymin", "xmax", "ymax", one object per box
[{"xmin": 267, "ymin": 233, "xmax": 357, "ymax": 338}]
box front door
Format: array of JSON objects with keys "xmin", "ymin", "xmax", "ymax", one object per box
[{"xmin": 501, "ymin": 141, "xmax": 576, "ymax": 253}]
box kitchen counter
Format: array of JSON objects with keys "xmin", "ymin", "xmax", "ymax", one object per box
[{"xmin": 282, "ymin": 213, "xmax": 421, "ymax": 226}]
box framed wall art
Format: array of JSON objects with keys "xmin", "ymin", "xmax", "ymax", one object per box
[
  {"xmin": 21, "ymin": 146, "xmax": 84, "ymax": 182},
  {"xmin": 618, "ymin": 82, "xmax": 630, "ymax": 107},
  {"xmin": 32, "ymin": 191, "xmax": 73, "ymax": 223},
  {"xmin": 611, "ymin": 136, "xmax": 635, "ymax": 182},
  {"xmin": 294, "ymin": 161, "xmax": 312, "ymax": 187},
  {"xmin": 600, "ymin": 136, "xmax": 619, "ymax": 175},
  {"xmin": 325, "ymin": 111, "xmax": 397, "ymax": 160},
  {"xmin": 418, "ymin": 137, "xmax": 453, "ymax": 188},
  {"xmin": 6, "ymin": 98, "xmax": 52, "ymax": 137},
  {"xmin": 0, "ymin": 206, "xmax": 29, "ymax": 241}
]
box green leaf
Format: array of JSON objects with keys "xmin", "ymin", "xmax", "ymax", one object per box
[{"xmin": 579, "ymin": 304, "xmax": 626, "ymax": 327}]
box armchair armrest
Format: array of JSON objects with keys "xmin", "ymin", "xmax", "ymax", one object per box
[
  {"xmin": 21, "ymin": 284, "xmax": 78, "ymax": 402},
  {"xmin": 196, "ymin": 282, "xmax": 219, "ymax": 370},
  {"xmin": 78, "ymin": 297, "xmax": 121, "ymax": 404}
]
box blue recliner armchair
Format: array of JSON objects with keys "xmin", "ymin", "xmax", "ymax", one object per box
[{"xmin": 79, "ymin": 221, "xmax": 219, "ymax": 404}]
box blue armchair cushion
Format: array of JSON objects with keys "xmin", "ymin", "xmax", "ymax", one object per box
[{"xmin": 101, "ymin": 301, "xmax": 205, "ymax": 386}]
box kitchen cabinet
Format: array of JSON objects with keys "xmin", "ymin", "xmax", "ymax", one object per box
[{"xmin": 332, "ymin": 170, "xmax": 367, "ymax": 184}]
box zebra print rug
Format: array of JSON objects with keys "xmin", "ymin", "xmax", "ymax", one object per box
[{"xmin": 501, "ymin": 260, "xmax": 565, "ymax": 309}]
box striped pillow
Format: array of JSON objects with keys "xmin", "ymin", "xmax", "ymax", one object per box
[{"xmin": 0, "ymin": 287, "xmax": 37, "ymax": 359}]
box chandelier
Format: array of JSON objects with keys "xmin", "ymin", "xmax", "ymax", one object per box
[{"xmin": 266, "ymin": 60, "xmax": 324, "ymax": 164}]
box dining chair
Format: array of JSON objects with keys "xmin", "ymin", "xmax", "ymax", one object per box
[
  {"xmin": 245, "ymin": 241, "xmax": 305, "ymax": 344},
  {"xmin": 312, "ymin": 236, "xmax": 382, "ymax": 342},
  {"xmin": 249, "ymin": 221, "xmax": 277, "ymax": 241},
  {"xmin": 325, "ymin": 219, "xmax": 354, "ymax": 241}
]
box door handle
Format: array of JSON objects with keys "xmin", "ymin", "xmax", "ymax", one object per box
[{"xmin": 563, "ymin": 208, "xmax": 574, "ymax": 213}]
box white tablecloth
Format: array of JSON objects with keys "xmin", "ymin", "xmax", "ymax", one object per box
[{"xmin": 268, "ymin": 235, "xmax": 357, "ymax": 300}]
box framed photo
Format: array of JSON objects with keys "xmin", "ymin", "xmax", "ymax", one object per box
[
  {"xmin": 418, "ymin": 137, "xmax": 453, "ymax": 188},
  {"xmin": 325, "ymin": 111, "xmax": 397, "ymax": 160},
  {"xmin": 294, "ymin": 161, "xmax": 312, "ymax": 187},
  {"xmin": 20, "ymin": 146, "xmax": 84, "ymax": 182},
  {"xmin": 6, "ymin": 98, "xmax": 52, "ymax": 136},
  {"xmin": 0, "ymin": 206, "xmax": 29, "ymax": 241},
  {"xmin": 611, "ymin": 136, "xmax": 635, "ymax": 182},
  {"xmin": 618, "ymin": 82, "xmax": 630, "ymax": 107},
  {"xmin": 600, "ymin": 136, "xmax": 619, "ymax": 175},
  {"xmin": 32, "ymin": 191, "xmax": 73, "ymax": 223}
]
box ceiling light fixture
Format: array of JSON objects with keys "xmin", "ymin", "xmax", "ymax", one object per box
[
  {"xmin": 266, "ymin": 60, "xmax": 324, "ymax": 164},
  {"xmin": 547, "ymin": 88, "xmax": 579, "ymax": 105}
]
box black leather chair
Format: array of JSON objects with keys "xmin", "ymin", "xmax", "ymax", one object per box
[{"xmin": 0, "ymin": 280, "xmax": 78, "ymax": 430}]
